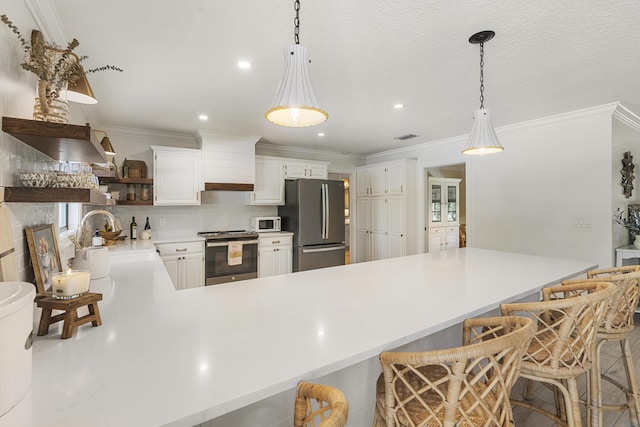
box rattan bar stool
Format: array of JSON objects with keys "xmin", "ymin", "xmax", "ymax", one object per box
[
  {"xmin": 562, "ymin": 268, "xmax": 640, "ymax": 427},
  {"xmin": 294, "ymin": 381, "xmax": 349, "ymax": 427},
  {"xmin": 372, "ymin": 316, "xmax": 536, "ymax": 427},
  {"xmin": 500, "ymin": 281, "xmax": 617, "ymax": 427}
]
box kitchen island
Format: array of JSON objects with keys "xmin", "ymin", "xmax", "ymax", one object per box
[{"xmin": 0, "ymin": 245, "xmax": 596, "ymax": 427}]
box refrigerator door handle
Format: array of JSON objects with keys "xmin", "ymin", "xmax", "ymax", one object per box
[
  {"xmin": 325, "ymin": 183, "xmax": 330, "ymax": 239},
  {"xmin": 302, "ymin": 245, "xmax": 346, "ymax": 253},
  {"xmin": 321, "ymin": 183, "xmax": 327, "ymax": 240}
]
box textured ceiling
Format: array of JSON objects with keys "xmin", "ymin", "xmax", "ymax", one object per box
[{"xmin": 43, "ymin": 1, "xmax": 640, "ymax": 155}]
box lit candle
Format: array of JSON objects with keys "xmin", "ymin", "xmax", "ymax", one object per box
[{"xmin": 51, "ymin": 269, "xmax": 91, "ymax": 299}]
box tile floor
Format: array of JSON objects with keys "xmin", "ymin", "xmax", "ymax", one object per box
[{"xmin": 511, "ymin": 313, "xmax": 640, "ymax": 426}]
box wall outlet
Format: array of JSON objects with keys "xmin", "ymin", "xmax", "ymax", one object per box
[
  {"xmin": 158, "ymin": 217, "xmax": 166, "ymax": 227},
  {"xmin": 572, "ymin": 216, "xmax": 592, "ymax": 228}
]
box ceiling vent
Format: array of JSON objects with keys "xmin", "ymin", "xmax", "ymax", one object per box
[{"xmin": 394, "ymin": 134, "xmax": 419, "ymax": 141}]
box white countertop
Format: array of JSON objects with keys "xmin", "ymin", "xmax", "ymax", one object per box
[{"xmin": 1, "ymin": 247, "xmax": 595, "ymax": 427}]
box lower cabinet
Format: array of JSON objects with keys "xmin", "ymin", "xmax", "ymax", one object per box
[
  {"xmin": 258, "ymin": 232, "xmax": 293, "ymax": 277},
  {"xmin": 156, "ymin": 241, "xmax": 204, "ymax": 290},
  {"xmin": 428, "ymin": 226, "xmax": 459, "ymax": 253}
]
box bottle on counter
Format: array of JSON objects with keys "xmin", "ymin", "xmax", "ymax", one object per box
[
  {"xmin": 92, "ymin": 229, "xmax": 103, "ymax": 246},
  {"xmin": 130, "ymin": 216, "xmax": 138, "ymax": 240},
  {"xmin": 144, "ymin": 217, "xmax": 151, "ymax": 231}
]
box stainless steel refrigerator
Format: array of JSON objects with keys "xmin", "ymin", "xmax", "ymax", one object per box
[{"xmin": 278, "ymin": 179, "xmax": 345, "ymax": 272}]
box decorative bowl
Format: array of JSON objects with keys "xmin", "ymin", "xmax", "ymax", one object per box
[{"xmin": 99, "ymin": 230, "xmax": 122, "ymax": 241}]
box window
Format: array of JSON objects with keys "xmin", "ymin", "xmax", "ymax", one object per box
[{"xmin": 58, "ymin": 203, "xmax": 69, "ymax": 231}]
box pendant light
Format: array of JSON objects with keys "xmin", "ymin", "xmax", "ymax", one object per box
[
  {"xmin": 265, "ymin": 0, "xmax": 328, "ymax": 127},
  {"xmin": 462, "ymin": 31, "xmax": 504, "ymax": 156}
]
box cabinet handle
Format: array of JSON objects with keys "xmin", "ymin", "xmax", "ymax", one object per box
[
  {"xmin": 272, "ymin": 240, "xmax": 280, "ymax": 244},
  {"xmin": 176, "ymin": 248, "xmax": 188, "ymax": 252},
  {"xmin": 401, "ymin": 185, "xmax": 403, "ymax": 193}
]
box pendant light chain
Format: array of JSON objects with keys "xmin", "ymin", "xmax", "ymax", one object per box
[
  {"xmin": 294, "ymin": 0, "xmax": 300, "ymax": 45},
  {"xmin": 479, "ymin": 41, "xmax": 485, "ymax": 110}
]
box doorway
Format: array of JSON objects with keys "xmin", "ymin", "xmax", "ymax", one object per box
[
  {"xmin": 425, "ymin": 164, "xmax": 466, "ymax": 252},
  {"xmin": 328, "ymin": 172, "xmax": 352, "ymax": 264}
]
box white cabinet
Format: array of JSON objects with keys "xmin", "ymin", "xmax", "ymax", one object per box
[
  {"xmin": 283, "ymin": 159, "xmax": 328, "ymax": 179},
  {"xmin": 156, "ymin": 241, "xmax": 204, "ymax": 290},
  {"xmin": 355, "ymin": 159, "xmax": 416, "ymax": 262},
  {"xmin": 151, "ymin": 146, "xmax": 202, "ymax": 206},
  {"xmin": 251, "ymin": 156, "xmax": 285, "ymax": 205},
  {"xmin": 428, "ymin": 178, "xmax": 461, "ymax": 253},
  {"xmin": 258, "ymin": 232, "xmax": 293, "ymax": 277}
]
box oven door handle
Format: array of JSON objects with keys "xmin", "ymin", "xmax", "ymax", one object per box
[{"xmin": 206, "ymin": 239, "xmax": 259, "ymax": 248}]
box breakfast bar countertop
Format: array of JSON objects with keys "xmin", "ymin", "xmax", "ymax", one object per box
[{"xmin": 0, "ymin": 247, "xmax": 596, "ymax": 427}]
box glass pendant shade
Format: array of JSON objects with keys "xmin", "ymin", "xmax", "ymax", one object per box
[
  {"xmin": 265, "ymin": 44, "xmax": 328, "ymax": 127},
  {"xmin": 462, "ymin": 108, "xmax": 504, "ymax": 155}
]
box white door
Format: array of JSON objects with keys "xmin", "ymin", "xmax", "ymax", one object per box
[
  {"xmin": 154, "ymin": 149, "xmax": 201, "ymax": 205},
  {"xmin": 184, "ymin": 254, "xmax": 204, "ymax": 288},
  {"xmin": 162, "ymin": 256, "xmax": 180, "ymax": 289},
  {"xmin": 253, "ymin": 158, "xmax": 284, "ymax": 204}
]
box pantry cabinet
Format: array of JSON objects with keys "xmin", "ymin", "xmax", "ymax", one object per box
[
  {"xmin": 151, "ymin": 146, "xmax": 202, "ymax": 206},
  {"xmin": 355, "ymin": 159, "xmax": 416, "ymax": 262},
  {"xmin": 258, "ymin": 232, "xmax": 293, "ymax": 277},
  {"xmin": 156, "ymin": 241, "xmax": 204, "ymax": 290},
  {"xmin": 428, "ymin": 178, "xmax": 461, "ymax": 252},
  {"xmin": 251, "ymin": 156, "xmax": 285, "ymax": 205}
]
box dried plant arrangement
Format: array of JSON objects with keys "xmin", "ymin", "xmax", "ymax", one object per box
[{"xmin": 1, "ymin": 14, "xmax": 122, "ymax": 102}]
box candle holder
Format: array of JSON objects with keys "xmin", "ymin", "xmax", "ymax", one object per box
[{"xmin": 51, "ymin": 270, "xmax": 91, "ymax": 299}]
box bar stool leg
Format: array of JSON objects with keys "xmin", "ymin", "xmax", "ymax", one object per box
[
  {"xmin": 621, "ymin": 338, "xmax": 640, "ymax": 427},
  {"xmin": 589, "ymin": 341, "xmax": 604, "ymax": 427}
]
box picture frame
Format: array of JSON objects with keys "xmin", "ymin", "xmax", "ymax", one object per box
[{"xmin": 25, "ymin": 224, "xmax": 62, "ymax": 293}]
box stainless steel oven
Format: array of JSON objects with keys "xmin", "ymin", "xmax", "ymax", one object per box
[{"xmin": 198, "ymin": 230, "xmax": 259, "ymax": 285}]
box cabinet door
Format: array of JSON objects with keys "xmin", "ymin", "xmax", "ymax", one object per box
[
  {"xmin": 428, "ymin": 181, "xmax": 444, "ymax": 226},
  {"xmin": 429, "ymin": 228, "xmax": 445, "ymax": 253},
  {"xmin": 252, "ymin": 158, "xmax": 284, "ymax": 205},
  {"xmin": 386, "ymin": 196, "xmax": 405, "ymax": 258},
  {"xmin": 445, "ymin": 183, "xmax": 459, "ymax": 225},
  {"xmin": 307, "ymin": 164, "xmax": 328, "ymax": 179},
  {"xmin": 162, "ymin": 256, "xmax": 180, "ymax": 290},
  {"xmin": 284, "ymin": 161, "xmax": 307, "ymax": 178},
  {"xmin": 386, "ymin": 162, "xmax": 405, "ymax": 195},
  {"xmin": 356, "ymin": 230, "xmax": 371, "ymax": 263},
  {"xmin": 370, "ymin": 197, "xmax": 386, "ymax": 234},
  {"xmin": 183, "ymin": 254, "xmax": 204, "ymax": 288},
  {"xmin": 356, "ymin": 169, "xmax": 372, "ymax": 196},
  {"xmin": 276, "ymin": 246, "xmax": 293, "ymax": 275},
  {"xmin": 371, "ymin": 231, "xmax": 387, "ymax": 260},
  {"xmin": 446, "ymin": 226, "xmax": 460, "ymax": 250},
  {"xmin": 356, "ymin": 197, "xmax": 371, "ymax": 263},
  {"xmin": 153, "ymin": 149, "xmax": 201, "ymax": 205},
  {"xmin": 370, "ymin": 166, "xmax": 387, "ymax": 196},
  {"xmin": 258, "ymin": 249, "xmax": 277, "ymax": 277}
]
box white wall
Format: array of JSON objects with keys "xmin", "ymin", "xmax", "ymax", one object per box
[{"xmin": 366, "ymin": 104, "xmax": 632, "ymax": 270}]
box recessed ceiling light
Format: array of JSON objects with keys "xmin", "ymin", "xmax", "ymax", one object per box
[
  {"xmin": 394, "ymin": 103, "xmax": 404, "ymax": 109},
  {"xmin": 199, "ymin": 114, "xmax": 209, "ymax": 121},
  {"xmin": 237, "ymin": 61, "xmax": 251, "ymax": 69},
  {"xmin": 317, "ymin": 132, "xmax": 325, "ymax": 137}
]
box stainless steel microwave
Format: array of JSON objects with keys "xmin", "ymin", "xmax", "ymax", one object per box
[{"xmin": 253, "ymin": 216, "xmax": 281, "ymax": 233}]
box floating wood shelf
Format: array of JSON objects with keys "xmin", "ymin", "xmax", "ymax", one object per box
[
  {"xmin": 4, "ymin": 187, "xmax": 107, "ymax": 204},
  {"xmin": 115, "ymin": 200, "xmax": 153, "ymax": 206},
  {"xmin": 100, "ymin": 177, "xmax": 153, "ymax": 185},
  {"xmin": 2, "ymin": 117, "xmax": 107, "ymax": 163}
]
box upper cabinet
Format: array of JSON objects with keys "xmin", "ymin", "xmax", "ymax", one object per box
[
  {"xmin": 196, "ymin": 130, "xmax": 259, "ymax": 191},
  {"xmin": 2, "ymin": 117, "xmax": 107, "ymax": 163},
  {"xmin": 251, "ymin": 156, "xmax": 285, "ymax": 205},
  {"xmin": 151, "ymin": 146, "xmax": 202, "ymax": 206},
  {"xmin": 283, "ymin": 159, "xmax": 328, "ymax": 179},
  {"xmin": 428, "ymin": 178, "xmax": 461, "ymax": 227},
  {"xmin": 250, "ymin": 156, "xmax": 329, "ymax": 205}
]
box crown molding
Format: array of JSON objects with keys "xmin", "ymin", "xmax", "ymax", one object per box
[
  {"xmin": 612, "ymin": 103, "xmax": 640, "ymax": 132},
  {"xmin": 24, "ymin": 0, "xmax": 67, "ymax": 45},
  {"xmin": 99, "ymin": 124, "xmax": 196, "ymax": 145},
  {"xmin": 256, "ymin": 142, "xmax": 366, "ymax": 163}
]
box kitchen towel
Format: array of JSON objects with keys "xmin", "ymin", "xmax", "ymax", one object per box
[{"xmin": 227, "ymin": 241, "xmax": 243, "ymax": 266}]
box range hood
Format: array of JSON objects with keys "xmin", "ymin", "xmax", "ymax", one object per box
[{"xmin": 195, "ymin": 129, "xmax": 260, "ymax": 191}]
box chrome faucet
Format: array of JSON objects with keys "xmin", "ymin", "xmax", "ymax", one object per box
[{"xmin": 76, "ymin": 210, "xmax": 118, "ymax": 247}]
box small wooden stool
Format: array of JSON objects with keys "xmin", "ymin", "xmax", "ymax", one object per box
[{"xmin": 36, "ymin": 292, "xmax": 103, "ymax": 339}]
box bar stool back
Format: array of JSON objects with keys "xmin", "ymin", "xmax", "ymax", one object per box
[
  {"xmin": 564, "ymin": 267, "xmax": 640, "ymax": 426},
  {"xmin": 373, "ymin": 316, "xmax": 535, "ymax": 427},
  {"xmin": 500, "ymin": 281, "xmax": 617, "ymax": 427},
  {"xmin": 294, "ymin": 381, "xmax": 348, "ymax": 427}
]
